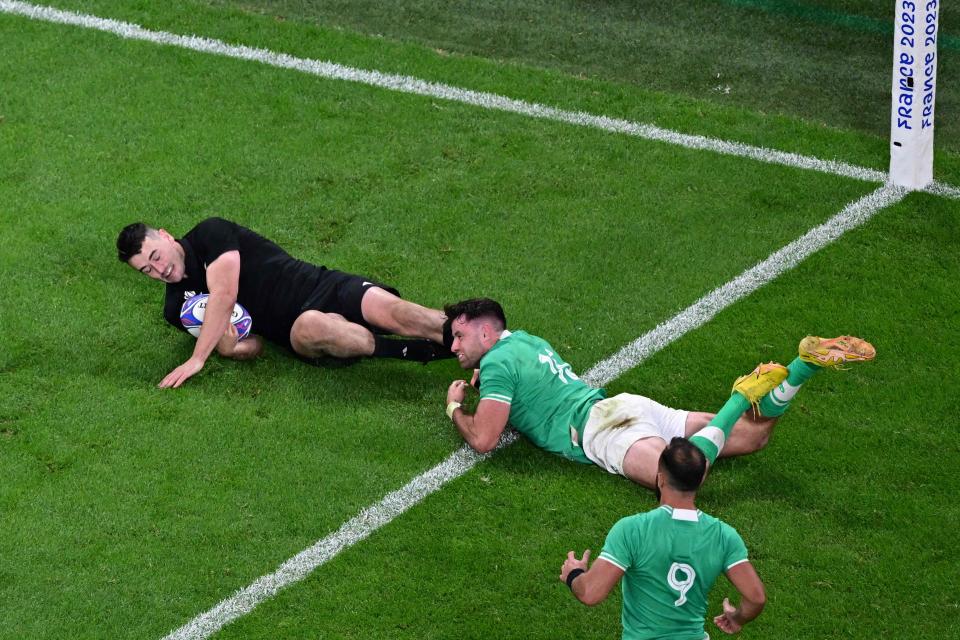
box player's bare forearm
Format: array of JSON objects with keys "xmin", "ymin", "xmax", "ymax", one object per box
[
  {"xmin": 192, "ymin": 292, "xmax": 235, "ymax": 363},
  {"xmin": 445, "ymin": 382, "xmax": 508, "ymax": 453},
  {"xmin": 559, "ymin": 552, "xmax": 622, "ymax": 606},
  {"xmin": 737, "ymin": 597, "xmax": 764, "ymax": 624},
  {"xmin": 715, "ymin": 562, "xmax": 766, "ymax": 633},
  {"xmin": 195, "ymin": 250, "xmax": 241, "ymax": 363},
  {"xmin": 451, "ymin": 411, "xmax": 494, "ymax": 453}
]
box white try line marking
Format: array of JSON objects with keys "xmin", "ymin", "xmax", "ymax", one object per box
[
  {"xmin": 165, "ymin": 182, "xmax": 907, "ymax": 639},
  {"xmin": 1, "ymin": 0, "xmax": 958, "ymax": 199}
]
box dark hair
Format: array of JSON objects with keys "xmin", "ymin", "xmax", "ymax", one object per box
[
  {"xmin": 659, "ymin": 438, "xmax": 707, "ymax": 492},
  {"xmin": 443, "ymin": 298, "xmax": 507, "ymax": 331},
  {"xmin": 116, "ymin": 222, "xmax": 150, "ymax": 263}
]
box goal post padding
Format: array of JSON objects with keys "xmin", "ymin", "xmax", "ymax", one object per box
[{"xmin": 890, "ymin": 0, "xmax": 941, "ymax": 189}]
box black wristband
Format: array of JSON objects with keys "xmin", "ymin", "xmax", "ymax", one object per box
[{"xmin": 566, "ymin": 568, "xmax": 585, "ymax": 590}]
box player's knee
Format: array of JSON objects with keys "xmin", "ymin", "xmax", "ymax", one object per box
[
  {"xmin": 749, "ymin": 429, "xmax": 772, "ymax": 452},
  {"xmin": 758, "ymin": 432, "xmax": 771, "ymax": 449},
  {"xmin": 291, "ymin": 310, "xmax": 339, "ymax": 351}
]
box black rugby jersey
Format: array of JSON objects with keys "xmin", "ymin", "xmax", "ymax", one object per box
[{"xmin": 163, "ymin": 217, "xmax": 328, "ymax": 349}]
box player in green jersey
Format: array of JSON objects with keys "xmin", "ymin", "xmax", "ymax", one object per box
[
  {"xmin": 442, "ymin": 297, "xmax": 875, "ymax": 489},
  {"xmin": 559, "ymin": 438, "xmax": 766, "ymax": 638}
]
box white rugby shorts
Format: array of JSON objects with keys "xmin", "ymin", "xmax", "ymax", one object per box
[{"xmin": 581, "ymin": 393, "xmax": 689, "ymax": 476}]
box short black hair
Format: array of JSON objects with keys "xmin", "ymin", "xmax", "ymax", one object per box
[
  {"xmin": 116, "ymin": 222, "xmax": 150, "ymax": 263},
  {"xmin": 443, "ymin": 298, "xmax": 507, "ymax": 330},
  {"xmin": 659, "ymin": 438, "xmax": 707, "ymax": 492}
]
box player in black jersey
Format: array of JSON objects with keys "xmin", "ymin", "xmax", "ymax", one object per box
[{"xmin": 117, "ymin": 218, "xmax": 453, "ymax": 388}]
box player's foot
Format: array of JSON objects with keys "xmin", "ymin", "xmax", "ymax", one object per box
[
  {"xmin": 401, "ymin": 339, "xmax": 456, "ymax": 364},
  {"xmin": 420, "ymin": 341, "xmax": 457, "ymax": 364},
  {"xmin": 731, "ymin": 362, "xmax": 788, "ymax": 406},
  {"xmin": 798, "ymin": 336, "xmax": 876, "ymax": 368}
]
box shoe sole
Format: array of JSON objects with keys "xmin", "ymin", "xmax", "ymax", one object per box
[{"xmin": 800, "ymin": 335, "xmax": 876, "ymax": 367}]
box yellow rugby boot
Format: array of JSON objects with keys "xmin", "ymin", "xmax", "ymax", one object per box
[
  {"xmin": 731, "ymin": 362, "xmax": 789, "ymax": 409},
  {"xmin": 798, "ymin": 336, "xmax": 876, "ymax": 369}
]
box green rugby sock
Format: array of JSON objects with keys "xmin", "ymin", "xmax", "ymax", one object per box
[
  {"xmin": 757, "ymin": 357, "xmax": 820, "ymax": 417},
  {"xmin": 690, "ymin": 393, "xmax": 750, "ymax": 465}
]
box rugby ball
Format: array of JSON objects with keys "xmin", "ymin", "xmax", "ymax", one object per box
[{"xmin": 180, "ymin": 294, "xmax": 252, "ymax": 340}]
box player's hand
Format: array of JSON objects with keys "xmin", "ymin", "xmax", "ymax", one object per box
[
  {"xmin": 713, "ymin": 598, "xmax": 743, "ymax": 634},
  {"xmin": 216, "ymin": 324, "xmax": 240, "ymax": 357},
  {"xmin": 470, "ymin": 368, "xmax": 480, "ymax": 389},
  {"xmin": 158, "ymin": 357, "xmax": 205, "ymax": 389},
  {"xmin": 447, "ymin": 379, "xmax": 468, "ymax": 404},
  {"xmin": 559, "ymin": 549, "xmax": 590, "ymax": 583}
]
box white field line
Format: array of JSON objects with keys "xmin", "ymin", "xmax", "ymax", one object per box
[
  {"xmin": 163, "ymin": 182, "xmax": 906, "ymax": 639},
  {"xmin": 1, "ymin": 0, "xmax": 958, "ymax": 199}
]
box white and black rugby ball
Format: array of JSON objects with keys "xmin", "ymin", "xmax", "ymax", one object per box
[{"xmin": 180, "ymin": 293, "xmax": 252, "ymax": 340}]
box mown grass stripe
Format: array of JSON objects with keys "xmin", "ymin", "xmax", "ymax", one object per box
[
  {"xmin": 721, "ymin": 0, "xmax": 960, "ymax": 51},
  {"xmin": 1, "ymin": 1, "xmax": 957, "ymax": 198}
]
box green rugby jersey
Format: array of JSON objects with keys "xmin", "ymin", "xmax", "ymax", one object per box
[
  {"xmin": 478, "ymin": 330, "xmax": 605, "ymax": 464},
  {"xmin": 599, "ymin": 505, "xmax": 749, "ymax": 640}
]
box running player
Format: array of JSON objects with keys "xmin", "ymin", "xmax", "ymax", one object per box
[{"xmin": 559, "ymin": 437, "xmax": 766, "ymax": 637}]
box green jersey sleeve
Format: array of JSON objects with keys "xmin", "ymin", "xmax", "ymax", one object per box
[
  {"xmin": 479, "ymin": 352, "xmax": 516, "ymax": 406},
  {"xmin": 599, "ymin": 516, "xmax": 636, "ymax": 572},
  {"xmin": 721, "ymin": 522, "xmax": 749, "ymax": 570}
]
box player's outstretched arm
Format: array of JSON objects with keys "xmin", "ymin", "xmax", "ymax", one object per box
[
  {"xmin": 713, "ymin": 561, "xmax": 766, "ymax": 634},
  {"xmin": 559, "ymin": 551, "xmax": 623, "ymax": 606},
  {"xmin": 159, "ymin": 250, "xmax": 240, "ymax": 388}
]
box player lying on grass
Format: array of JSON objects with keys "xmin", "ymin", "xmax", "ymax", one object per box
[
  {"xmin": 443, "ymin": 297, "xmax": 875, "ymax": 489},
  {"xmin": 560, "ymin": 437, "xmax": 766, "ymax": 638},
  {"xmin": 117, "ymin": 217, "xmax": 453, "ymax": 388}
]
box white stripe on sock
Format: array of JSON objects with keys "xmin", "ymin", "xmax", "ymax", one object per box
[{"xmin": 770, "ymin": 380, "xmax": 802, "ymax": 406}]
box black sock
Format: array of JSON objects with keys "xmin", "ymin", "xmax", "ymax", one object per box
[
  {"xmin": 372, "ymin": 336, "xmax": 455, "ymax": 363},
  {"xmin": 442, "ymin": 317, "xmax": 454, "ymax": 349}
]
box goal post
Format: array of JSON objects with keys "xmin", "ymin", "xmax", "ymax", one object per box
[
  {"xmin": 890, "ymin": 0, "xmax": 940, "ymax": 189},
  {"xmin": 890, "ymin": 0, "xmax": 941, "ymax": 189}
]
